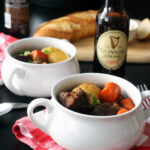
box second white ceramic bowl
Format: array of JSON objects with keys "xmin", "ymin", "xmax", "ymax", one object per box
[{"xmin": 2, "ymin": 37, "xmax": 80, "ymax": 97}]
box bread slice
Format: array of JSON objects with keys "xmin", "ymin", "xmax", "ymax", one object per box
[
  {"xmin": 137, "ymin": 18, "xmax": 150, "ymax": 40},
  {"xmin": 33, "ymin": 10, "xmax": 98, "ymax": 42}
]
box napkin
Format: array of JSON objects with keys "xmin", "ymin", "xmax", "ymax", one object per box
[
  {"xmin": 13, "ymin": 111, "xmax": 64, "ymax": 150},
  {"xmin": 12, "ymin": 110, "xmax": 150, "ymax": 150},
  {"xmin": 0, "ymin": 32, "xmax": 18, "ymax": 85},
  {"xmin": 0, "ymin": 63, "xmax": 3, "ymax": 86}
]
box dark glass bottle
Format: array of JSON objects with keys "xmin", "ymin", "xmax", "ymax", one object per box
[
  {"xmin": 4, "ymin": 0, "xmax": 30, "ymax": 38},
  {"xmin": 93, "ymin": 0, "xmax": 129, "ymax": 77}
]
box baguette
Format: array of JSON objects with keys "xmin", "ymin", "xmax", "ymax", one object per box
[
  {"xmin": 137, "ymin": 18, "xmax": 150, "ymax": 40},
  {"xmin": 33, "ymin": 10, "xmax": 98, "ymax": 42}
]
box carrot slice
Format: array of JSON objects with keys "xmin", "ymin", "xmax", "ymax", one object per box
[
  {"xmin": 30, "ymin": 49, "xmax": 48, "ymax": 62},
  {"xmin": 119, "ymin": 98, "xmax": 135, "ymax": 111},
  {"xmin": 117, "ymin": 107, "xmax": 128, "ymax": 115},
  {"xmin": 100, "ymin": 82, "xmax": 121, "ymax": 103}
]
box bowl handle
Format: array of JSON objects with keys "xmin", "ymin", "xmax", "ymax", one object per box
[
  {"xmin": 7, "ymin": 67, "xmax": 25, "ymax": 96},
  {"xmin": 27, "ymin": 98, "xmax": 54, "ymax": 134}
]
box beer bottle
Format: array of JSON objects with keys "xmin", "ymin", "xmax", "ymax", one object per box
[
  {"xmin": 94, "ymin": 0, "xmax": 129, "ymax": 77},
  {"xmin": 4, "ymin": 0, "xmax": 30, "ymax": 38}
]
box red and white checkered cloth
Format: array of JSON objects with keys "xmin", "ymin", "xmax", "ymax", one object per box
[
  {"xmin": 13, "ymin": 111, "xmax": 64, "ymax": 150},
  {"xmin": 12, "ymin": 110, "xmax": 150, "ymax": 150},
  {"xmin": 0, "ymin": 32, "xmax": 18, "ymax": 85}
]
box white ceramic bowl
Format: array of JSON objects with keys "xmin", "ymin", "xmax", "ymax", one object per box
[
  {"xmin": 129, "ymin": 19, "xmax": 139, "ymax": 42},
  {"xmin": 27, "ymin": 73, "xmax": 148, "ymax": 150},
  {"xmin": 1, "ymin": 37, "xmax": 80, "ymax": 97}
]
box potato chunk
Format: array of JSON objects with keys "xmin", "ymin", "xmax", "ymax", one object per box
[
  {"xmin": 72, "ymin": 83, "xmax": 101, "ymax": 104},
  {"xmin": 42, "ymin": 47, "xmax": 69, "ymax": 63}
]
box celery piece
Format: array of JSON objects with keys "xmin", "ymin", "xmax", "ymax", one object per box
[
  {"xmin": 28, "ymin": 60, "xmax": 32, "ymax": 63},
  {"xmin": 42, "ymin": 49, "xmax": 50, "ymax": 54},
  {"xmin": 24, "ymin": 51, "xmax": 31, "ymax": 56}
]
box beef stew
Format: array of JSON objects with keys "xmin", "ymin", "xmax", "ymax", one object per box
[{"xmin": 58, "ymin": 82, "xmax": 135, "ymax": 116}]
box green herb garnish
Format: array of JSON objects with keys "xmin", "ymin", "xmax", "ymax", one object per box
[
  {"xmin": 87, "ymin": 91, "xmax": 100, "ymax": 106},
  {"xmin": 88, "ymin": 91, "xmax": 94, "ymax": 96},
  {"xmin": 92, "ymin": 97, "xmax": 100, "ymax": 106}
]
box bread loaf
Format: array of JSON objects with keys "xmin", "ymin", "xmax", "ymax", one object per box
[
  {"xmin": 33, "ymin": 10, "xmax": 98, "ymax": 42},
  {"xmin": 137, "ymin": 18, "xmax": 150, "ymax": 40}
]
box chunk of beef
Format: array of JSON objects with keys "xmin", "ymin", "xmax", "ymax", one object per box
[
  {"xmin": 58, "ymin": 88, "xmax": 93, "ymax": 114},
  {"xmin": 92, "ymin": 102, "xmax": 119, "ymax": 116},
  {"xmin": 14, "ymin": 55, "xmax": 31, "ymax": 62}
]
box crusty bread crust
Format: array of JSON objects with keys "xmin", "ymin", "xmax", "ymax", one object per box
[
  {"xmin": 33, "ymin": 10, "xmax": 98, "ymax": 42},
  {"xmin": 137, "ymin": 18, "xmax": 150, "ymax": 40}
]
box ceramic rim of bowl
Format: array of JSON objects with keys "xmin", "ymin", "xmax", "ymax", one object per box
[
  {"xmin": 51, "ymin": 73, "xmax": 142, "ymax": 119},
  {"xmin": 6, "ymin": 37, "xmax": 77, "ymax": 67}
]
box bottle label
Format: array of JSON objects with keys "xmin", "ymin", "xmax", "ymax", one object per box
[
  {"xmin": 4, "ymin": 12, "xmax": 11, "ymax": 29},
  {"xmin": 4, "ymin": 1, "xmax": 29, "ymax": 35},
  {"xmin": 97, "ymin": 30, "xmax": 127, "ymax": 70}
]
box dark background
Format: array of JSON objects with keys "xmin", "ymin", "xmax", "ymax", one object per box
[{"xmin": 0, "ymin": 0, "xmax": 150, "ymax": 34}]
